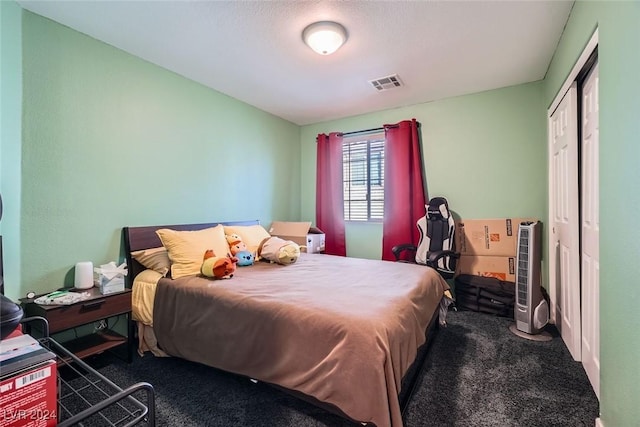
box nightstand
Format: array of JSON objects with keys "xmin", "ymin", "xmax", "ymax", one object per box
[{"xmin": 21, "ymin": 288, "xmax": 133, "ymax": 362}]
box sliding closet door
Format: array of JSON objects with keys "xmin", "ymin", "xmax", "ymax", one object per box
[
  {"xmin": 549, "ymin": 83, "xmax": 581, "ymax": 361},
  {"xmin": 581, "ymin": 62, "xmax": 600, "ymax": 398}
]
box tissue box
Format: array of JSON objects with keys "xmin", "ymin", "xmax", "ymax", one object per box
[
  {"xmin": 95, "ymin": 262, "xmax": 127, "ymax": 295},
  {"xmin": 99, "ymin": 276, "xmax": 125, "ymax": 295}
]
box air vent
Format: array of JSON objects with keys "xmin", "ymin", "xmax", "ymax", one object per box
[{"xmin": 369, "ymin": 74, "xmax": 403, "ymax": 91}]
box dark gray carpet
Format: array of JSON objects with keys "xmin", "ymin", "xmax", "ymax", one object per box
[
  {"xmin": 84, "ymin": 310, "xmax": 599, "ymax": 426},
  {"xmin": 404, "ymin": 311, "xmax": 599, "ymax": 427}
]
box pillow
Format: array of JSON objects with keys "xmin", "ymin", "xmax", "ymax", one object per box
[
  {"xmin": 131, "ymin": 247, "xmax": 171, "ymax": 277},
  {"xmin": 223, "ymin": 224, "xmax": 271, "ymax": 254},
  {"xmin": 156, "ymin": 225, "xmax": 229, "ymax": 279}
]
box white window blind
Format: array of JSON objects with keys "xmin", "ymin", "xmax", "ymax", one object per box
[{"xmin": 342, "ymin": 134, "xmax": 385, "ymax": 221}]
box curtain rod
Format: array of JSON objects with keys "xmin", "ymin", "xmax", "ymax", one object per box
[
  {"xmin": 340, "ymin": 126, "xmax": 385, "ymax": 137},
  {"xmin": 340, "ymin": 121, "xmax": 420, "ymax": 137},
  {"xmin": 316, "ymin": 121, "xmax": 420, "ymax": 141}
]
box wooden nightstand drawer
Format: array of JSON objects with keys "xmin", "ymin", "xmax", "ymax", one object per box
[{"xmin": 29, "ymin": 291, "xmax": 130, "ymax": 333}]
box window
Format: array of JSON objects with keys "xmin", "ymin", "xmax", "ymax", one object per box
[{"xmin": 342, "ymin": 133, "xmax": 385, "ymax": 221}]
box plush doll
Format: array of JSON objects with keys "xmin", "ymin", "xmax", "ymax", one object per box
[
  {"xmin": 201, "ymin": 250, "xmax": 238, "ymax": 279},
  {"xmin": 258, "ymin": 236, "xmax": 300, "ymax": 265},
  {"xmin": 235, "ymin": 250, "xmax": 254, "ymax": 267},
  {"xmin": 226, "ymin": 234, "xmax": 248, "ymax": 256}
]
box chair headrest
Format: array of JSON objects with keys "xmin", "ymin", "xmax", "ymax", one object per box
[{"xmin": 426, "ymin": 197, "xmax": 450, "ymax": 220}]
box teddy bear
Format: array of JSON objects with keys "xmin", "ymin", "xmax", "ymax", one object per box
[
  {"xmin": 258, "ymin": 236, "xmax": 300, "ymax": 265},
  {"xmin": 235, "ymin": 250, "xmax": 254, "ymax": 267},
  {"xmin": 201, "ymin": 250, "xmax": 238, "ymax": 279},
  {"xmin": 225, "ymin": 233, "xmax": 248, "ymax": 256}
]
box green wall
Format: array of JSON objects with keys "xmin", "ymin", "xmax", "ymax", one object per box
[
  {"xmin": 543, "ymin": 2, "xmax": 640, "ymax": 425},
  {"xmin": 16, "ymin": 11, "xmax": 300, "ymax": 298},
  {"xmin": 301, "ymin": 82, "xmax": 547, "ymax": 259},
  {"xmin": 0, "ymin": 1, "xmax": 23, "ymax": 300}
]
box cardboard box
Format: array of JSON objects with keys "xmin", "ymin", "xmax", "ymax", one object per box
[
  {"xmin": 456, "ymin": 255, "xmax": 516, "ymax": 282},
  {"xmin": 269, "ymin": 221, "xmax": 326, "ymax": 253},
  {"xmin": 455, "ymin": 218, "xmax": 535, "ymax": 257},
  {"xmin": 0, "ymin": 360, "xmax": 57, "ymax": 426}
]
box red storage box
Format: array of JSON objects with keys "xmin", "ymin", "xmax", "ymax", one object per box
[{"xmin": 0, "ymin": 360, "xmax": 57, "ymax": 426}]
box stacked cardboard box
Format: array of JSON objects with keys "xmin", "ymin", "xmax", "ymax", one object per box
[
  {"xmin": 455, "ymin": 218, "xmax": 535, "ymax": 282},
  {"xmin": 269, "ymin": 221, "xmax": 326, "ymax": 254}
]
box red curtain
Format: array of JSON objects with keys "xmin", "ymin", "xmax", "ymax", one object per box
[
  {"xmin": 316, "ymin": 133, "xmax": 347, "ymax": 256},
  {"xmin": 381, "ymin": 119, "xmax": 426, "ymax": 261}
]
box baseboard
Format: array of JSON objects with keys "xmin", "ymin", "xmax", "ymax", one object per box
[{"xmin": 595, "ymin": 417, "xmax": 604, "ymax": 427}]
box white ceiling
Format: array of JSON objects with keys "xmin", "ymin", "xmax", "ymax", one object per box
[{"xmin": 17, "ymin": 1, "xmax": 574, "ymax": 126}]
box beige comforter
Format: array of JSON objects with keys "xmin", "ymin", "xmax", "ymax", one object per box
[{"xmin": 150, "ymin": 254, "xmax": 449, "ymax": 427}]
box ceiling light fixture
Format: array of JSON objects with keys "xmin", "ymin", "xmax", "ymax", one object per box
[{"xmin": 302, "ymin": 21, "xmax": 348, "ymax": 55}]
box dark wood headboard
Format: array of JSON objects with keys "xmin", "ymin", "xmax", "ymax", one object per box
[{"xmin": 122, "ymin": 220, "xmax": 260, "ymax": 288}]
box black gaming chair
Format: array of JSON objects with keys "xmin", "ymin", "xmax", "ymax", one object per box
[{"xmin": 392, "ymin": 197, "xmax": 459, "ymax": 279}]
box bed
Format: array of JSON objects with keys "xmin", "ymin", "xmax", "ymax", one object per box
[{"xmin": 123, "ymin": 221, "xmax": 451, "ymax": 427}]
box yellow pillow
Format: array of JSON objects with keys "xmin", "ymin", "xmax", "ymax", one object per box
[
  {"xmin": 223, "ymin": 224, "xmax": 271, "ymax": 254},
  {"xmin": 131, "ymin": 247, "xmax": 171, "ymax": 277},
  {"xmin": 156, "ymin": 225, "xmax": 229, "ymax": 279}
]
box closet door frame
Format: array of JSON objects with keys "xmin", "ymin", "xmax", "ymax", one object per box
[{"xmin": 547, "ymin": 28, "xmax": 598, "ymax": 356}]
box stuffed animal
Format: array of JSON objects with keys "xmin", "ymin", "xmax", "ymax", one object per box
[
  {"xmin": 201, "ymin": 250, "xmax": 238, "ymax": 279},
  {"xmin": 226, "ymin": 234, "xmax": 248, "ymax": 256},
  {"xmin": 258, "ymin": 236, "xmax": 300, "ymax": 265},
  {"xmin": 235, "ymin": 250, "xmax": 254, "ymax": 267}
]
